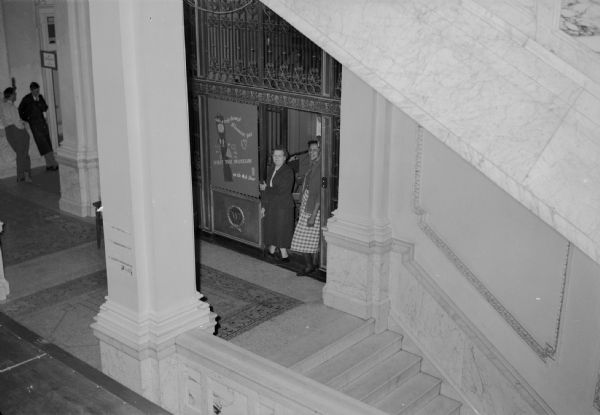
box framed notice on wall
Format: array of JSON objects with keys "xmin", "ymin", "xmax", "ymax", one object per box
[
  {"xmin": 207, "ymin": 98, "xmax": 259, "ymax": 198},
  {"xmin": 40, "ymin": 50, "xmax": 57, "ymax": 69}
]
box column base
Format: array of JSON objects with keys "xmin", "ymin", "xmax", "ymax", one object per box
[
  {"xmin": 92, "ymin": 295, "xmax": 217, "ymax": 412},
  {"xmin": 323, "ymin": 215, "xmax": 392, "ymax": 331},
  {"xmin": 56, "ymin": 150, "xmax": 100, "ymax": 217}
]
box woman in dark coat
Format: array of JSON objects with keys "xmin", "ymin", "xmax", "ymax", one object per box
[{"xmin": 260, "ymin": 147, "xmax": 295, "ymax": 262}]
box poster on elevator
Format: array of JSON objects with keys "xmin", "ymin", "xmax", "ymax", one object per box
[{"xmin": 207, "ymin": 98, "xmax": 259, "ymax": 198}]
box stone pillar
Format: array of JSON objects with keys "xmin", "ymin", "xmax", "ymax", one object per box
[
  {"xmin": 88, "ymin": 1, "xmax": 215, "ymax": 412},
  {"xmin": 55, "ymin": 0, "xmax": 100, "ymax": 217},
  {"xmin": 323, "ymin": 68, "xmax": 393, "ymax": 332},
  {"xmin": 0, "ymin": 220, "xmax": 8, "ymax": 301}
]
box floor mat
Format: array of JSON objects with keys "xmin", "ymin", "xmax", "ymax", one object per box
[
  {"xmin": 199, "ymin": 264, "xmax": 302, "ymax": 339},
  {"xmin": 0, "ymin": 191, "xmax": 96, "ymax": 266}
]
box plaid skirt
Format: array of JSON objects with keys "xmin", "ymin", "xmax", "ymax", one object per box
[{"xmin": 290, "ymin": 190, "xmax": 320, "ymax": 253}]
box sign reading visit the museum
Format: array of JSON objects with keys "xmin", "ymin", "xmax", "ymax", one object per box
[{"xmin": 207, "ymin": 98, "xmax": 259, "ymax": 198}]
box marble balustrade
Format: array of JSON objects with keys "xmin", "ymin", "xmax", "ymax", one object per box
[{"xmin": 175, "ymin": 329, "xmax": 388, "ymax": 415}]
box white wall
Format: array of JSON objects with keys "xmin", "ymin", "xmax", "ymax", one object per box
[
  {"xmin": 386, "ymin": 102, "xmax": 600, "ymax": 414},
  {"xmin": 328, "ymin": 69, "xmax": 600, "ymax": 414}
]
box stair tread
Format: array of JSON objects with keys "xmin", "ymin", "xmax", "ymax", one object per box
[
  {"xmin": 291, "ymin": 319, "xmax": 375, "ymax": 373},
  {"xmin": 413, "ymin": 395, "xmax": 461, "ymax": 415},
  {"xmin": 264, "ymin": 308, "xmax": 367, "ymax": 367},
  {"xmin": 341, "ymin": 351, "xmax": 422, "ymax": 401},
  {"xmin": 306, "ymin": 331, "xmax": 403, "ymax": 385},
  {"xmin": 374, "ymin": 373, "xmax": 441, "ymax": 414}
]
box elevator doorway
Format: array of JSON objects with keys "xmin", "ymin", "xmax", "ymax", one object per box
[{"xmin": 261, "ymin": 106, "xmax": 339, "ymax": 270}]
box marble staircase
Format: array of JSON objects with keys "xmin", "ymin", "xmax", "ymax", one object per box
[{"xmin": 290, "ymin": 320, "xmax": 462, "ymax": 415}]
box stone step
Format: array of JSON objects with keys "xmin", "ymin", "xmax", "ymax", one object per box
[
  {"xmin": 305, "ymin": 331, "xmax": 404, "ymax": 390},
  {"xmin": 374, "ymin": 373, "xmax": 441, "ymax": 415},
  {"xmin": 291, "ymin": 318, "xmax": 375, "ymax": 373},
  {"xmin": 341, "ymin": 350, "xmax": 422, "ymax": 404},
  {"xmin": 263, "ymin": 306, "xmax": 367, "ymax": 368},
  {"xmin": 413, "ymin": 395, "xmax": 461, "ymax": 415}
]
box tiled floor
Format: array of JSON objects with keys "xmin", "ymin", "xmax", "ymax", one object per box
[
  {"xmin": 0, "ymin": 167, "xmax": 359, "ymax": 414},
  {"xmin": 0, "ymin": 167, "xmax": 168, "ymax": 414}
]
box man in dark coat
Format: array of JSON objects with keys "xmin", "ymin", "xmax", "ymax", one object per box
[{"xmin": 18, "ymin": 82, "xmax": 58, "ymax": 170}]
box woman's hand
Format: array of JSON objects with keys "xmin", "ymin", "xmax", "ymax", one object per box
[
  {"xmin": 259, "ymin": 181, "xmax": 267, "ymax": 191},
  {"xmin": 261, "ymin": 207, "xmax": 265, "ymax": 218},
  {"xmin": 307, "ymin": 214, "xmax": 315, "ymax": 227}
]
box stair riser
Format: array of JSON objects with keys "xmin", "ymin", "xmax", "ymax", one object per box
[
  {"xmin": 397, "ymin": 382, "xmax": 441, "ymax": 415},
  {"xmin": 326, "ymin": 337, "xmax": 404, "ymax": 390},
  {"xmin": 356, "ymin": 359, "xmax": 421, "ymax": 404}
]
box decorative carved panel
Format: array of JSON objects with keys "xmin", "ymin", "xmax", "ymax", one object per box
[
  {"xmin": 191, "ymin": 79, "xmax": 340, "ymax": 116},
  {"xmin": 413, "ymin": 126, "xmax": 570, "ymax": 362}
]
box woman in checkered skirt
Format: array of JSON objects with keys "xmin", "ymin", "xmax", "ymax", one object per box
[{"xmin": 291, "ymin": 140, "xmax": 321, "ymax": 276}]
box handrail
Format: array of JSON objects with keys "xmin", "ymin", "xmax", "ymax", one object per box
[{"xmin": 176, "ymin": 329, "xmax": 387, "ymax": 415}]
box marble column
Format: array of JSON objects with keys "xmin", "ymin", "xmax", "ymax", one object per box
[
  {"xmin": 55, "ymin": 0, "xmax": 100, "ymax": 217},
  {"xmin": 88, "ymin": 1, "xmax": 215, "ymax": 412},
  {"xmin": 0, "ymin": 221, "xmax": 9, "ymax": 301},
  {"xmin": 323, "ymin": 68, "xmax": 393, "ymax": 332}
]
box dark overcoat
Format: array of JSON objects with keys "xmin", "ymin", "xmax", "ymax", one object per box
[
  {"xmin": 261, "ymin": 163, "xmax": 295, "ymax": 248},
  {"xmin": 18, "ymin": 93, "xmax": 53, "ymax": 156}
]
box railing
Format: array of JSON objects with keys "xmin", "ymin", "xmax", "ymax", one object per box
[{"xmin": 176, "ymin": 329, "xmax": 387, "ymax": 415}]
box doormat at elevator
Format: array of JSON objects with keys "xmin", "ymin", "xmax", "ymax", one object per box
[
  {"xmin": 199, "ymin": 264, "xmax": 303, "ymax": 340},
  {"xmin": 0, "ymin": 190, "xmax": 96, "ymax": 266}
]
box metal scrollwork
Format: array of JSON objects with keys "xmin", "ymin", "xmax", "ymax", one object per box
[{"xmin": 192, "ymin": 0, "xmax": 327, "ymax": 97}]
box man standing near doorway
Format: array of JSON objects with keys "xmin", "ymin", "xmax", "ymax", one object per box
[
  {"xmin": 1, "ymin": 87, "xmax": 32, "ymax": 183},
  {"xmin": 18, "ymin": 82, "xmax": 58, "ymax": 171}
]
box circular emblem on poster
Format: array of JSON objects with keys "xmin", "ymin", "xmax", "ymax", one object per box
[{"xmin": 227, "ymin": 205, "xmax": 245, "ymax": 232}]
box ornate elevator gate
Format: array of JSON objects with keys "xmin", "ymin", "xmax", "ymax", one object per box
[{"xmin": 184, "ymin": 0, "xmax": 341, "ymax": 270}]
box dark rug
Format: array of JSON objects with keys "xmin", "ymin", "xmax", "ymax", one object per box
[
  {"xmin": 0, "ymin": 266, "xmax": 302, "ymax": 341},
  {"xmin": 0, "ymin": 191, "xmax": 96, "ymax": 266},
  {"xmin": 31, "ymin": 167, "xmax": 61, "ymax": 195},
  {"xmin": 199, "ymin": 264, "xmax": 302, "ymax": 339}
]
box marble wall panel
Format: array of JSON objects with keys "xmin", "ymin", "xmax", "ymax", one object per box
[
  {"xmin": 417, "ymin": 129, "xmax": 569, "ymax": 359},
  {"xmin": 390, "ymin": 250, "xmax": 552, "ymax": 415},
  {"xmin": 561, "ymin": 0, "xmax": 600, "ymax": 52},
  {"xmin": 524, "ymin": 108, "xmax": 600, "ymax": 256},
  {"xmin": 99, "ymin": 341, "xmax": 143, "ymax": 395},
  {"xmin": 181, "ymin": 362, "xmax": 328, "ymax": 415},
  {"xmin": 324, "ymin": 244, "xmax": 369, "ymax": 303}
]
